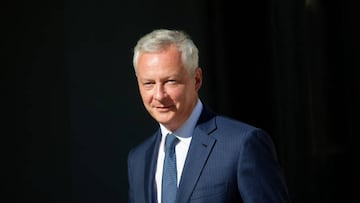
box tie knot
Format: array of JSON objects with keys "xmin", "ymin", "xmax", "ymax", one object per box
[{"xmin": 165, "ymin": 133, "xmax": 179, "ymax": 151}]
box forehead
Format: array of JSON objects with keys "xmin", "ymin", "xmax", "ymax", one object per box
[{"xmin": 137, "ymin": 46, "xmax": 186, "ymax": 77}]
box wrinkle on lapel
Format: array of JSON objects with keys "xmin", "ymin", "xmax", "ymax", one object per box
[{"xmin": 176, "ymin": 122, "xmax": 217, "ymax": 203}]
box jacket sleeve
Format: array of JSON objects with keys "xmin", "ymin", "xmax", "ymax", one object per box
[{"xmin": 237, "ymin": 129, "xmax": 291, "ymax": 203}]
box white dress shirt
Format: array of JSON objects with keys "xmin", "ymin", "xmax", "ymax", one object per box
[{"xmin": 155, "ymin": 99, "xmax": 203, "ymax": 203}]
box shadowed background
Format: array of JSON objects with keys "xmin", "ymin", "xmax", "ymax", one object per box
[{"xmin": 4, "ymin": 0, "xmax": 357, "ymax": 202}]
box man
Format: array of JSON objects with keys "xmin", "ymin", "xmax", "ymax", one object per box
[{"xmin": 127, "ymin": 29, "xmax": 291, "ymax": 203}]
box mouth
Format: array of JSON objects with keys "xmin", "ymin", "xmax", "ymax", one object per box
[{"xmin": 154, "ymin": 105, "xmax": 172, "ymax": 112}]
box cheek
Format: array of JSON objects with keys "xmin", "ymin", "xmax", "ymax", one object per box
[
  {"xmin": 168, "ymin": 88, "xmax": 186, "ymax": 102},
  {"xmin": 139, "ymin": 89, "xmax": 151, "ymax": 103},
  {"xmin": 143, "ymin": 95, "xmax": 152, "ymax": 104}
]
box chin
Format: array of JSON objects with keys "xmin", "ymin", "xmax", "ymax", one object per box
[
  {"xmin": 155, "ymin": 116, "xmax": 174, "ymax": 126},
  {"xmin": 155, "ymin": 118, "xmax": 172, "ymax": 125}
]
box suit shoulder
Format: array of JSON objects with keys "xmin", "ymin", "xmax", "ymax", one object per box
[
  {"xmin": 210, "ymin": 115, "xmax": 276, "ymax": 151},
  {"xmin": 215, "ymin": 115, "xmax": 259, "ymax": 131}
]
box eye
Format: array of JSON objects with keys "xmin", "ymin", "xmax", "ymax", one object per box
[
  {"xmin": 142, "ymin": 80, "xmax": 154, "ymax": 85},
  {"xmin": 142, "ymin": 81, "xmax": 155, "ymax": 88}
]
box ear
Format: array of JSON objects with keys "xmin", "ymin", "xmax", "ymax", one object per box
[{"xmin": 194, "ymin": 67, "xmax": 202, "ymax": 91}]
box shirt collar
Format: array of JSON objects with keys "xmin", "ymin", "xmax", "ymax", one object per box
[{"xmin": 160, "ymin": 99, "xmax": 203, "ymax": 138}]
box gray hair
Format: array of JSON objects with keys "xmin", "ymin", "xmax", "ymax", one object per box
[{"xmin": 133, "ymin": 29, "xmax": 199, "ymax": 76}]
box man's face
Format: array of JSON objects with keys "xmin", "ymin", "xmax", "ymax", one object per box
[{"xmin": 136, "ymin": 45, "xmax": 202, "ymax": 131}]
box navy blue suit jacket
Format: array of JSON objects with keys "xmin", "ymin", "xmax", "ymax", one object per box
[{"xmin": 127, "ymin": 107, "xmax": 291, "ymax": 203}]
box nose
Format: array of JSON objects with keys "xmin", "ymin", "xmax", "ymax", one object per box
[{"xmin": 154, "ymin": 84, "xmax": 166, "ymax": 100}]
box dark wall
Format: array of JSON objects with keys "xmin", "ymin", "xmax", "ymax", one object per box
[
  {"xmin": 3, "ymin": 1, "xmax": 68, "ymax": 202},
  {"xmin": 269, "ymin": 1, "xmax": 357, "ymax": 202},
  {"xmin": 5, "ymin": 0, "xmax": 357, "ymax": 202}
]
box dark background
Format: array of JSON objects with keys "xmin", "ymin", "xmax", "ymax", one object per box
[{"xmin": 3, "ymin": 0, "xmax": 357, "ymax": 202}]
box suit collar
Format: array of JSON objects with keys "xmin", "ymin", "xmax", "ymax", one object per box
[
  {"xmin": 195, "ymin": 105, "xmax": 217, "ymax": 134},
  {"xmin": 176, "ymin": 106, "xmax": 218, "ymax": 203},
  {"xmin": 146, "ymin": 106, "xmax": 218, "ymax": 203}
]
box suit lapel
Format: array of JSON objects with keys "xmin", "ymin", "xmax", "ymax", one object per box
[
  {"xmin": 176, "ymin": 108, "xmax": 217, "ymax": 203},
  {"xmin": 144, "ymin": 130, "xmax": 162, "ymax": 203}
]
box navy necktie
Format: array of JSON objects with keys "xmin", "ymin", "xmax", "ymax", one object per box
[{"xmin": 162, "ymin": 133, "xmax": 179, "ymax": 203}]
